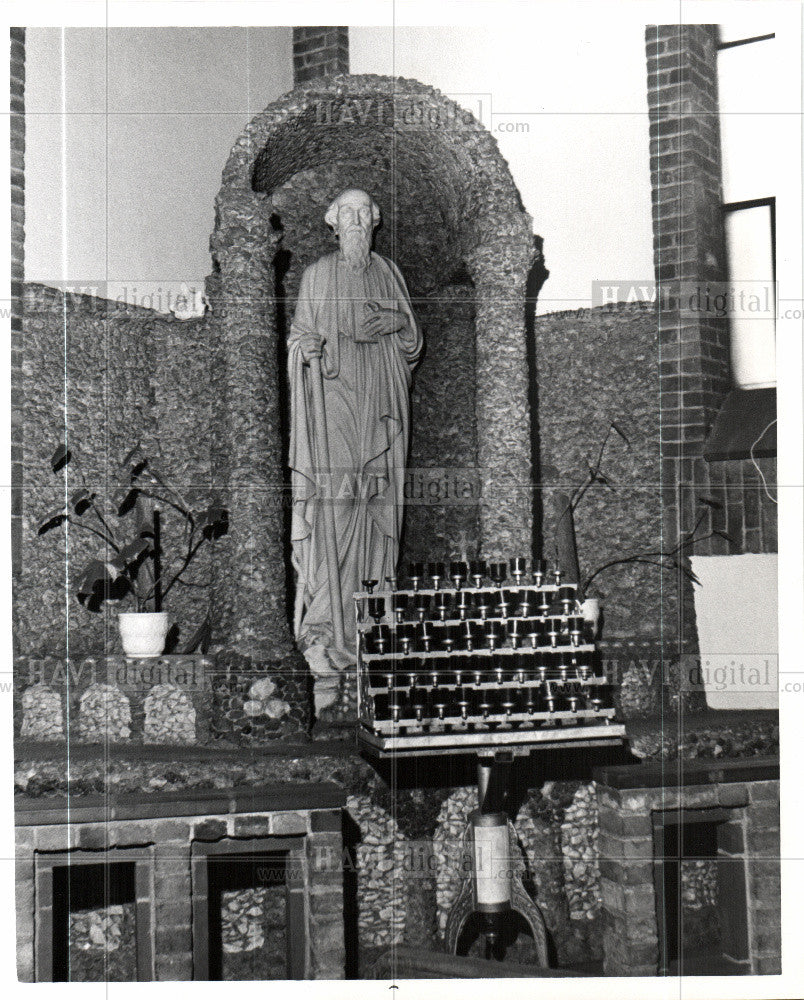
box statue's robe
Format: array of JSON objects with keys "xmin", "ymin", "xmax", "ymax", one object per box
[{"xmin": 288, "ymin": 250, "xmax": 422, "ymax": 654}]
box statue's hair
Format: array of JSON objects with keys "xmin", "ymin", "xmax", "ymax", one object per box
[{"xmin": 325, "ymin": 189, "xmax": 381, "ymax": 230}]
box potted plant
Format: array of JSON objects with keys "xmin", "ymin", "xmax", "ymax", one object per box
[
  {"xmin": 552, "ymin": 422, "xmax": 730, "ymax": 636},
  {"xmin": 38, "ymin": 442, "xmax": 228, "ymax": 657}
]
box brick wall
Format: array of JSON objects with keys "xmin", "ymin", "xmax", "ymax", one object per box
[
  {"xmin": 16, "ymin": 793, "xmax": 346, "ymax": 981},
  {"xmin": 595, "ymin": 761, "xmax": 780, "ymax": 976},
  {"xmin": 11, "ymin": 28, "xmax": 25, "ymax": 577},
  {"xmin": 292, "ymin": 27, "xmax": 349, "ymax": 85},
  {"xmin": 645, "ymin": 24, "xmax": 778, "ymax": 657}
]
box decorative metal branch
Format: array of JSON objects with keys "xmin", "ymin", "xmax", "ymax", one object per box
[{"xmin": 554, "ymin": 423, "xmax": 734, "ymax": 599}]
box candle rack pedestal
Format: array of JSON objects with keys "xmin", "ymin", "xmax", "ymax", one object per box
[
  {"xmin": 443, "ymin": 753, "xmax": 548, "ymax": 961},
  {"xmin": 353, "ymin": 570, "xmax": 625, "ymax": 965}
]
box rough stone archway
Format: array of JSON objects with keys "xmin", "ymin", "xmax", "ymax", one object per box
[{"xmin": 206, "ymin": 74, "xmax": 535, "ymax": 660}]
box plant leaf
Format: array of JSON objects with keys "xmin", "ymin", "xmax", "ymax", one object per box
[
  {"xmin": 70, "ymin": 488, "xmax": 95, "ymax": 515},
  {"xmin": 117, "ymin": 488, "xmax": 140, "ymax": 516},
  {"xmin": 76, "ymin": 559, "xmax": 111, "ymax": 596},
  {"xmin": 130, "ymin": 459, "xmax": 149, "ymax": 480},
  {"xmin": 37, "ymin": 508, "xmax": 68, "ymax": 534},
  {"xmin": 198, "ymin": 505, "xmax": 229, "ymax": 540},
  {"xmin": 119, "ymin": 537, "xmax": 150, "ymax": 564},
  {"xmin": 51, "ymin": 444, "xmax": 71, "ymax": 473}
]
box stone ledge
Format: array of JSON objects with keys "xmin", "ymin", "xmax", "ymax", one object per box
[
  {"xmin": 593, "ymin": 754, "xmax": 779, "ymax": 789},
  {"xmin": 718, "ymin": 782, "xmax": 749, "ymax": 806},
  {"xmin": 15, "ymin": 782, "xmax": 345, "ymax": 825},
  {"xmin": 748, "ymin": 780, "xmax": 780, "ymax": 802}
]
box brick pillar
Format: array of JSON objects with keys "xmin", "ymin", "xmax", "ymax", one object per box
[
  {"xmin": 646, "ymin": 25, "xmax": 730, "ymax": 653},
  {"xmin": 10, "ymin": 27, "xmax": 25, "ymax": 580},
  {"xmin": 744, "ymin": 780, "xmax": 781, "ymax": 974},
  {"xmin": 292, "ymin": 27, "xmax": 349, "ymax": 85}
]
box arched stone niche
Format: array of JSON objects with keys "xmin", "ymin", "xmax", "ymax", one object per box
[{"xmin": 207, "ymin": 74, "xmax": 535, "ymax": 660}]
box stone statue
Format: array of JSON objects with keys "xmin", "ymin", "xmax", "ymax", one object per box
[{"xmin": 288, "ymin": 188, "xmax": 422, "ymax": 711}]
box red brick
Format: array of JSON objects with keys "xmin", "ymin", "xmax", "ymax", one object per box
[
  {"xmin": 599, "ymin": 859, "xmax": 653, "ymax": 886},
  {"xmin": 751, "ymin": 927, "xmax": 781, "ymax": 955},
  {"xmin": 193, "ymin": 818, "xmax": 227, "ymax": 840},
  {"xmin": 232, "ymin": 815, "xmax": 271, "ymax": 837},
  {"xmin": 308, "ymin": 920, "xmax": 344, "ymax": 952},
  {"xmin": 155, "ymin": 900, "xmax": 191, "ymax": 925},
  {"xmin": 748, "ymin": 803, "xmax": 780, "ymax": 831},
  {"xmin": 155, "ymin": 925, "xmax": 191, "ymax": 953},
  {"xmin": 149, "ymin": 819, "xmax": 188, "ymax": 839},
  {"xmin": 310, "ymin": 889, "xmax": 343, "ymax": 916},
  {"xmin": 747, "ymin": 827, "xmax": 780, "ymax": 857},
  {"xmin": 623, "ymin": 883, "xmax": 656, "ymax": 917},
  {"xmin": 718, "ymin": 821, "xmax": 745, "ymax": 855},
  {"xmin": 748, "ymin": 780, "xmax": 779, "ymax": 802},
  {"xmin": 35, "ymin": 825, "xmax": 76, "ymax": 851},
  {"xmin": 754, "ymin": 955, "xmax": 781, "ymax": 974},
  {"xmin": 310, "ymin": 809, "xmax": 342, "ymax": 832},
  {"xmin": 154, "ymin": 954, "xmax": 193, "ymax": 980},
  {"xmin": 271, "ymin": 811, "xmax": 308, "ymax": 834}
]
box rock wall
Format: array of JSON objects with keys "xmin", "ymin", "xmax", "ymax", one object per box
[
  {"xmin": 404, "ymin": 285, "xmax": 479, "ymax": 562},
  {"xmin": 534, "ymin": 302, "xmax": 668, "ymax": 640},
  {"xmin": 17, "ymin": 284, "xmax": 216, "ymax": 658}
]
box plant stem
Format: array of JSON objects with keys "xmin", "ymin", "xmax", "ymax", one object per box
[{"xmin": 66, "ymin": 517, "xmax": 121, "ymax": 552}]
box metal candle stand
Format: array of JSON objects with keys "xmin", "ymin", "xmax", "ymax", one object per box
[
  {"xmin": 355, "ymin": 560, "xmax": 626, "ymax": 961},
  {"xmin": 443, "ymin": 752, "xmax": 550, "ymax": 961}
]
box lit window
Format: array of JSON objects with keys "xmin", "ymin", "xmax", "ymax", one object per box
[
  {"xmin": 722, "ymin": 199, "xmax": 776, "ymax": 389},
  {"xmin": 717, "ymin": 32, "xmax": 777, "ymax": 389}
]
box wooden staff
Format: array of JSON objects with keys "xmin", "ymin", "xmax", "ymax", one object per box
[{"xmin": 307, "ymin": 353, "xmax": 346, "ymax": 651}]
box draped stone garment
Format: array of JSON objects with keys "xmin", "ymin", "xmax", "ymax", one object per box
[{"xmin": 288, "ymin": 250, "xmax": 422, "ymax": 654}]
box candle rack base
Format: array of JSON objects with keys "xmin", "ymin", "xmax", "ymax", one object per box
[{"xmin": 444, "ymin": 819, "xmax": 549, "ymax": 964}]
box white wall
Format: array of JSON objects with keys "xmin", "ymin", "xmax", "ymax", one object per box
[
  {"xmin": 25, "ymin": 27, "xmax": 293, "ymax": 312},
  {"xmin": 690, "ymin": 554, "xmax": 778, "ymax": 710},
  {"xmin": 25, "ymin": 20, "xmax": 655, "ymax": 315},
  {"xmin": 350, "ymin": 16, "xmax": 655, "ymax": 315}
]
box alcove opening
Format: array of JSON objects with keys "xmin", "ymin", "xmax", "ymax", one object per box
[
  {"xmin": 654, "ymin": 808, "xmax": 749, "ymax": 976},
  {"xmin": 205, "ymin": 851, "xmax": 287, "ymax": 981},
  {"xmin": 51, "ymin": 860, "xmax": 137, "ymax": 982}
]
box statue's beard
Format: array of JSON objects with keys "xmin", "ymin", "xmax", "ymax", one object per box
[{"xmin": 339, "ymin": 227, "xmax": 371, "ymax": 272}]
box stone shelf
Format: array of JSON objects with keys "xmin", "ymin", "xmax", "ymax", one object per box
[{"xmin": 15, "ymin": 781, "xmax": 346, "ymax": 825}]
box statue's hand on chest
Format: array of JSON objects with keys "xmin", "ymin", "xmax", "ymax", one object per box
[{"xmin": 357, "ymin": 300, "xmax": 408, "ymax": 342}]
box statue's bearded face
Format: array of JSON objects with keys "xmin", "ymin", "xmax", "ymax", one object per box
[{"xmin": 336, "ymin": 197, "xmax": 373, "ymax": 272}]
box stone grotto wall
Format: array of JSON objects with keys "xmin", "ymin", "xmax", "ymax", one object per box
[
  {"xmin": 404, "ymin": 286, "xmax": 480, "ymax": 563},
  {"xmin": 16, "ymin": 284, "xmax": 217, "ymax": 658},
  {"xmin": 208, "ymin": 74, "xmax": 536, "ymax": 679},
  {"xmin": 17, "ymin": 74, "xmax": 536, "ymax": 694},
  {"xmin": 534, "ymin": 302, "xmax": 667, "ymax": 638},
  {"xmin": 534, "ymin": 302, "xmax": 707, "ymax": 717},
  {"xmin": 14, "ymin": 655, "xmax": 309, "ymax": 746}
]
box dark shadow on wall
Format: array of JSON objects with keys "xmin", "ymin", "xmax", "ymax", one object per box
[
  {"xmin": 342, "ymin": 810, "xmax": 361, "ymax": 978},
  {"xmin": 525, "ymin": 235, "xmax": 550, "ymax": 557},
  {"xmin": 270, "ymin": 212, "xmax": 296, "ymax": 627}
]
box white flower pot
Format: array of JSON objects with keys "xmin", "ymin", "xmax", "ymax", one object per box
[
  {"xmin": 579, "ymin": 598, "xmax": 601, "ymax": 636},
  {"xmin": 118, "ymin": 611, "xmax": 170, "ymax": 658}
]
